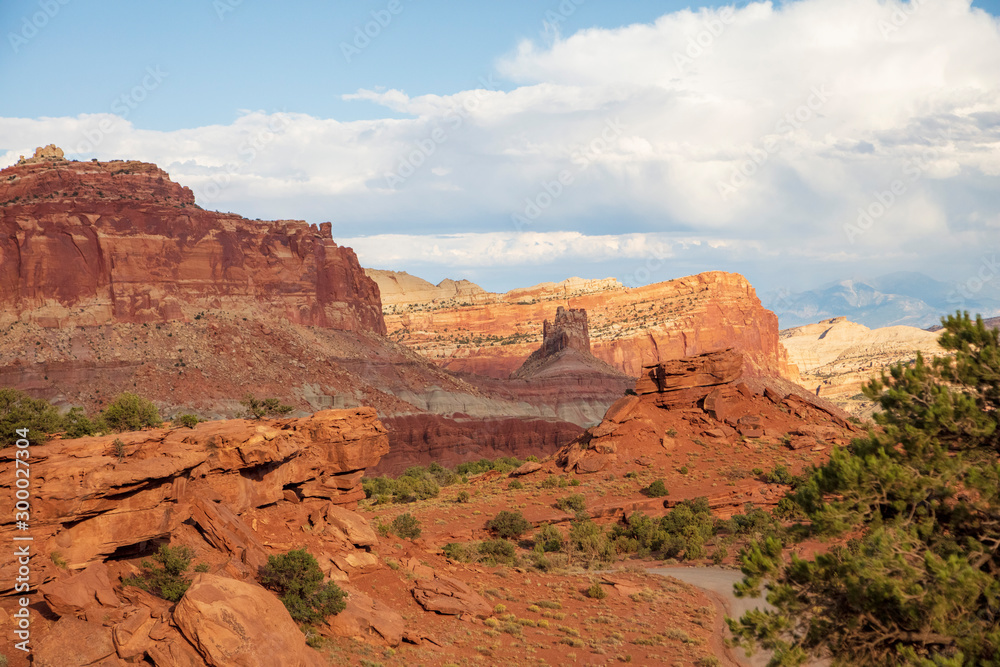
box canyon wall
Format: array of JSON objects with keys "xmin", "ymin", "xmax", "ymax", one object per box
[
  {"xmin": 371, "ymin": 271, "xmax": 797, "ymax": 381},
  {"xmin": 0, "ymin": 154, "xmax": 384, "ymax": 333}
]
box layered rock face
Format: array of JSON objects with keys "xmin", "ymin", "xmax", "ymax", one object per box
[
  {"xmin": 364, "ymin": 269, "xmax": 486, "ymax": 309},
  {"xmin": 376, "ymin": 271, "xmax": 797, "ymax": 381},
  {"xmin": 0, "ymin": 154, "xmax": 384, "ymax": 332},
  {"xmin": 780, "ymin": 316, "xmax": 945, "ymax": 416},
  {"xmin": 557, "ymin": 349, "xmax": 856, "ymax": 485},
  {"xmin": 2, "ymin": 409, "xmax": 400, "ymax": 665},
  {"xmin": 0, "ymin": 408, "xmax": 387, "ymax": 583}
]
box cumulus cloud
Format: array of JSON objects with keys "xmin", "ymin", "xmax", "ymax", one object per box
[{"xmin": 1, "ymin": 0, "xmax": 999, "ymax": 292}]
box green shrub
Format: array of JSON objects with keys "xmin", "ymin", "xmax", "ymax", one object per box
[
  {"xmin": 112, "ymin": 438, "xmax": 126, "ymax": 463},
  {"xmin": 443, "ymin": 542, "xmax": 472, "ymax": 561},
  {"xmin": 121, "ymin": 545, "xmax": 201, "ymax": 602},
  {"xmin": 102, "ymin": 392, "xmax": 161, "ymax": 432},
  {"xmin": 487, "ymin": 511, "xmax": 531, "ymax": 539},
  {"xmin": 586, "ymin": 582, "xmax": 607, "ymax": 599},
  {"xmin": 535, "ymin": 523, "xmax": 564, "ymax": 552},
  {"xmin": 456, "ymin": 490, "xmax": 471, "ymax": 503},
  {"xmin": 455, "ymin": 456, "xmax": 523, "ymax": 476},
  {"xmin": 259, "ymin": 549, "xmax": 347, "ymax": 624},
  {"xmin": 540, "ymin": 475, "xmax": 559, "ymax": 489},
  {"xmin": 478, "ymin": 538, "xmax": 517, "ymax": 566},
  {"xmin": 508, "ymin": 480, "xmax": 523, "ymax": 490},
  {"xmin": 0, "ymin": 388, "xmax": 62, "ymax": 446},
  {"xmin": 555, "ymin": 494, "xmax": 587, "ymax": 512},
  {"xmin": 241, "ymin": 394, "xmax": 293, "ymax": 419},
  {"xmin": 641, "ymin": 480, "xmax": 669, "ymax": 497},
  {"xmin": 569, "ymin": 516, "xmax": 614, "ymax": 565},
  {"xmin": 390, "ymin": 513, "xmax": 421, "ymax": 539},
  {"xmin": 175, "ymin": 413, "xmax": 200, "ymax": 428},
  {"xmin": 761, "ymin": 464, "xmax": 796, "ymax": 486},
  {"xmin": 62, "ymin": 406, "xmax": 103, "ymax": 439}
]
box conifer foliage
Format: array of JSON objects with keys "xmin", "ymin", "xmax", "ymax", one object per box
[{"xmin": 729, "ymin": 313, "xmax": 1000, "ymax": 666}]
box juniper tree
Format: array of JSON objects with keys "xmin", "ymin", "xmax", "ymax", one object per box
[{"xmin": 729, "ymin": 313, "xmax": 1000, "ymax": 666}]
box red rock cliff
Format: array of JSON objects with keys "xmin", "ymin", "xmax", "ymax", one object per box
[
  {"xmin": 381, "ymin": 272, "xmax": 797, "ymax": 381},
  {"xmin": 0, "ymin": 153, "xmax": 385, "ymax": 333}
]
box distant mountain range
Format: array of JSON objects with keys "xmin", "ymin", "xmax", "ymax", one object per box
[{"xmin": 763, "ymin": 272, "xmax": 1000, "ymax": 329}]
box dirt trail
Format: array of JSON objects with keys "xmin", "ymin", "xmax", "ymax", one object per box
[{"xmin": 650, "ymin": 566, "xmax": 771, "ymax": 667}]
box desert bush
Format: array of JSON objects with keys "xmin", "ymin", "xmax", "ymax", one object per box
[
  {"xmin": 175, "ymin": 413, "xmax": 200, "ymax": 428},
  {"xmin": 641, "ymin": 480, "xmax": 669, "ymax": 497},
  {"xmin": 569, "ymin": 516, "xmax": 614, "ymax": 565},
  {"xmin": 62, "ymin": 406, "xmax": 104, "ymax": 439},
  {"xmin": 761, "ymin": 464, "xmax": 796, "ymax": 486},
  {"xmin": 240, "ymin": 394, "xmax": 293, "ymax": 420},
  {"xmin": 508, "ymin": 480, "xmax": 523, "ymax": 490},
  {"xmin": 456, "ymin": 490, "xmax": 471, "ymax": 503},
  {"xmin": 112, "ymin": 438, "xmax": 126, "ymax": 463},
  {"xmin": 121, "ymin": 545, "xmax": 201, "ymax": 602},
  {"xmin": 486, "ymin": 510, "xmax": 531, "ymax": 539},
  {"xmin": 455, "ymin": 456, "xmax": 523, "ymax": 476},
  {"xmin": 535, "ymin": 523, "xmax": 564, "ymax": 552},
  {"xmin": 259, "ymin": 549, "xmax": 347, "ymax": 624},
  {"xmin": 586, "ymin": 582, "xmax": 608, "ymax": 599},
  {"xmin": 102, "ymin": 392, "xmax": 161, "ymax": 432},
  {"xmin": 390, "ymin": 513, "xmax": 422, "ymax": 539},
  {"xmin": 443, "ymin": 542, "xmax": 472, "ymax": 562},
  {"xmin": 478, "ymin": 538, "xmax": 517, "ymax": 566},
  {"xmin": 540, "ymin": 475, "xmax": 559, "ymax": 489},
  {"xmin": 0, "ymin": 388, "xmax": 62, "ymax": 446},
  {"xmin": 555, "ymin": 493, "xmax": 587, "ymax": 512}
]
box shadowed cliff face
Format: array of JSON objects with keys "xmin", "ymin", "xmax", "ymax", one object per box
[{"xmin": 0, "ymin": 158, "xmax": 385, "ymax": 333}]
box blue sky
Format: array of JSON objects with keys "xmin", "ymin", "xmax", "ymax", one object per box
[{"xmin": 3, "ymin": 0, "xmax": 1000, "ymax": 301}]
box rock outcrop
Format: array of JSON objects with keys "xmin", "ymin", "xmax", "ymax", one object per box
[
  {"xmin": 5, "ymin": 408, "xmax": 406, "ymax": 665},
  {"xmin": 376, "ymin": 270, "xmax": 797, "ymax": 381},
  {"xmin": 0, "ymin": 408, "xmax": 388, "ymax": 586},
  {"xmin": 557, "ymin": 349, "xmax": 856, "ymax": 477},
  {"xmin": 0, "ymin": 151, "xmax": 384, "ymax": 332},
  {"xmin": 173, "ymin": 574, "xmax": 325, "ymax": 667},
  {"xmin": 780, "ymin": 316, "xmax": 945, "ymax": 416}
]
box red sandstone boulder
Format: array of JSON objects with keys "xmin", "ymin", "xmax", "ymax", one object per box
[
  {"xmin": 173, "ymin": 573, "xmax": 325, "ymax": 667},
  {"xmin": 33, "ymin": 616, "xmax": 118, "ymax": 667},
  {"xmin": 411, "ymin": 573, "xmax": 492, "ymax": 619},
  {"xmin": 324, "ymin": 584, "xmax": 404, "ymax": 646},
  {"xmin": 40, "ymin": 561, "xmax": 121, "ymax": 617}
]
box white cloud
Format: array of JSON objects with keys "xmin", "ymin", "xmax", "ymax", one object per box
[{"xmin": 1, "ymin": 0, "xmax": 999, "ymax": 292}]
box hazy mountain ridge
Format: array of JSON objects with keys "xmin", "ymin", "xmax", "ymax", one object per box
[{"xmin": 764, "ymin": 271, "xmax": 1000, "ymax": 329}]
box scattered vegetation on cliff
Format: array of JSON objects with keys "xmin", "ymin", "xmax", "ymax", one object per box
[
  {"xmin": 363, "ymin": 458, "xmax": 525, "ymax": 504},
  {"xmin": 102, "ymin": 392, "xmax": 162, "ymax": 432},
  {"xmin": 121, "ymin": 544, "xmax": 205, "ymax": 602},
  {"xmin": 0, "ymin": 387, "xmax": 63, "ymax": 446},
  {"xmin": 730, "ymin": 313, "xmax": 1000, "ymax": 666},
  {"xmin": 241, "ymin": 394, "xmax": 294, "ymax": 419},
  {"xmin": 0, "ymin": 388, "xmax": 165, "ymax": 445},
  {"xmin": 259, "ymin": 549, "xmax": 347, "ymax": 625}
]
